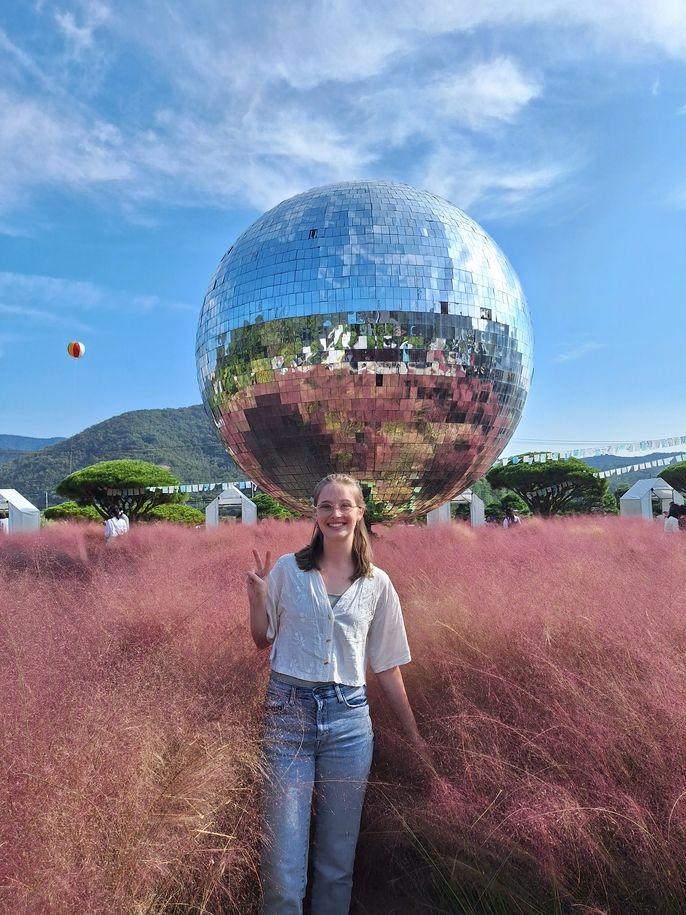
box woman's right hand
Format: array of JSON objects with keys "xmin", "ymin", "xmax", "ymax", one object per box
[{"xmin": 246, "ymin": 549, "xmax": 272, "ymax": 606}]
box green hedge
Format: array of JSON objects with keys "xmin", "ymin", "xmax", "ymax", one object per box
[
  {"xmin": 145, "ymin": 504, "xmax": 205, "ymax": 525},
  {"xmin": 43, "ymin": 501, "xmax": 102, "ymax": 522}
]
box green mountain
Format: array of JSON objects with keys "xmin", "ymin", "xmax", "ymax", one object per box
[
  {"xmin": 0, "ymin": 434, "xmax": 65, "ymax": 465},
  {"xmin": 0, "ymin": 434, "xmax": 65, "ymax": 451},
  {"xmin": 0, "ymin": 406, "xmax": 240, "ymax": 507},
  {"xmin": 4, "ymin": 404, "xmax": 681, "ymax": 510},
  {"xmin": 584, "ymin": 451, "xmax": 684, "ymax": 491}
]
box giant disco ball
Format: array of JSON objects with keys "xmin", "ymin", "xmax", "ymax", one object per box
[{"xmin": 196, "ymin": 181, "xmax": 533, "ymax": 518}]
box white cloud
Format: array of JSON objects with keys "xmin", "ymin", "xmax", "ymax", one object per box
[
  {"xmin": 357, "ymin": 56, "xmax": 542, "ymax": 148},
  {"xmin": 111, "ymin": 1, "xmax": 410, "ymax": 95},
  {"xmin": 0, "ymin": 222, "xmax": 32, "ymax": 238},
  {"xmin": 54, "ymin": 1, "xmax": 111, "ymax": 54},
  {"xmin": 0, "ymin": 273, "xmax": 193, "ymax": 325},
  {"xmin": 55, "ymin": 11, "xmax": 95, "ymax": 50},
  {"xmin": 0, "ymin": 89, "xmax": 130, "ymax": 208},
  {"xmin": 0, "ymin": 271, "xmax": 108, "ymax": 310},
  {"xmin": 417, "ymin": 145, "xmax": 570, "ymax": 214},
  {"xmin": 432, "ymin": 58, "xmax": 543, "ymax": 128},
  {"xmin": 394, "ymin": 0, "xmax": 686, "ymax": 59},
  {"xmin": 0, "ymin": 303, "xmax": 94, "ymax": 333},
  {"xmin": 128, "ymin": 55, "xmax": 549, "ymax": 212},
  {"xmin": 1, "ymin": 0, "xmax": 686, "ymax": 221},
  {"xmin": 114, "ymin": 0, "xmax": 686, "ymax": 99},
  {"xmin": 0, "ymin": 26, "xmax": 51, "ymax": 88},
  {"xmin": 554, "ymin": 341, "xmax": 608, "ymax": 362}
]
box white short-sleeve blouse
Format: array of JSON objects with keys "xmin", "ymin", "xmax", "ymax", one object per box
[{"xmin": 266, "ymin": 553, "xmax": 411, "ymax": 687}]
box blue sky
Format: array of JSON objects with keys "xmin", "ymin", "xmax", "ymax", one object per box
[{"xmin": 1, "ymin": 1, "xmax": 685, "ymax": 456}]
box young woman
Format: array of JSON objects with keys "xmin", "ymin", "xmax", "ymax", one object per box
[
  {"xmin": 664, "ymin": 503, "xmax": 680, "ymax": 533},
  {"xmin": 246, "ymin": 473, "xmax": 428, "ymax": 915},
  {"xmin": 502, "ymin": 506, "xmax": 521, "ymax": 529}
]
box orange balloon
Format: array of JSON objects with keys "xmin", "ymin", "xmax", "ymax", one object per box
[{"xmin": 67, "ymin": 341, "xmax": 86, "ymax": 358}]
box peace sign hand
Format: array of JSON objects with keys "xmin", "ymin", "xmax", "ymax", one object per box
[{"xmin": 246, "ymin": 549, "xmax": 272, "ymax": 606}]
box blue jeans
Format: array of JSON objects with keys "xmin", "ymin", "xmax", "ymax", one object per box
[{"xmin": 259, "ymin": 676, "xmax": 374, "ymax": 915}]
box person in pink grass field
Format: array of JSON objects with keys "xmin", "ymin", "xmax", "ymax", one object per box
[{"xmin": 246, "ymin": 473, "xmax": 430, "ymax": 915}]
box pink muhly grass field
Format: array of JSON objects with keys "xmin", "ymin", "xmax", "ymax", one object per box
[{"xmin": 2, "ymin": 516, "xmax": 686, "ymax": 914}]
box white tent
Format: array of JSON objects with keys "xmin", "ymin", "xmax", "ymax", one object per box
[
  {"xmin": 426, "ymin": 489, "xmax": 486, "ymax": 527},
  {"xmin": 0, "ymin": 489, "xmax": 41, "ymax": 533},
  {"xmin": 206, "ymin": 484, "xmax": 258, "ymax": 526},
  {"xmin": 619, "ymin": 478, "xmax": 684, "ymax": 520}
]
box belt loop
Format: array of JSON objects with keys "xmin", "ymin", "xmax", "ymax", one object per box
[{"xmin": 334, "ymin": 683, "xmax": 344, "ymax": 703}]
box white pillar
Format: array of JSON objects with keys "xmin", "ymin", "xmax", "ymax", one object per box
[
  {"xmin": 205, "ymin": 496, "xmax": 220, "ymax": 528},
  {"xmin": 205, "ymin": 486, "xmax": 258, "ymax": 526},
  {"xmin": 240, "ymin": 496, "xmax": 257, "ymax": 525},
  {"xmin": 426, "ymin": 502, "xmax": 451, "ymax": 526},
  {"xmin": 469, "ymin": 493, "xmax": 486, "ymax": 527}
]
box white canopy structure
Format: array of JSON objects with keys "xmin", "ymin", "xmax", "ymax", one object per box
[
  {"xmin": 205, "ymin": 484, "xmax": 258, "ymax": 526},
  {"xmin": 0, "ymin": 489, "xmax": 41, "ymax": 534},
  {"xmin": 426, "ymin": 489, "xmax": 486, "ymax": 527},
  {"xmin": 619, "ymin": 478, "xmax": 684, "ymax": 520}
]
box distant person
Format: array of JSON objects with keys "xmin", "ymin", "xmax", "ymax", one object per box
[
  {"xmin": 0, "ymin": 515, "xmax": 9, "ymax": 535},
  {"xmin": 679, "ymin": 505, "xmax": 686, "ymax": 532},
  {"xmin": 503, "ymin": 507, "xmax": 521, "ymax": 529},
  {"xmin": 104, "ymin": 507, "xmax": 129, "ymax": 541},
  {"xmin": 664, "ymin": 504, "xmax": 681, "ymax": 534}
]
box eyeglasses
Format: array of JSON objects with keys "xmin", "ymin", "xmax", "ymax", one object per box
[{"xmin": 315, "ymin": 502, "xmax": 360, "ymax": 515}]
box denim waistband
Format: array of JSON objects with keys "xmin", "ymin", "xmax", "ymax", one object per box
[
  {"xmin": 268, "ymin": 673, "xmax": 365, "ymax": 698},
  {"xmin": 270, "ymin": 670, "xmax": 335, "ymax": 689}
]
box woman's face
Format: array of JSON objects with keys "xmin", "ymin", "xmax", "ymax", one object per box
[{"xmin": 314, "ymin": 482, "xmax": 364, "ymax": 543}]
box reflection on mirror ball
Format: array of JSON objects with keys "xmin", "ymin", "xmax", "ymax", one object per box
[{"xmin": 196, "ymin": 181, "xmax": 533, "ymax": 518}]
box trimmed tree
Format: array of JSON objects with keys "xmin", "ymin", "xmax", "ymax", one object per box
[
  {"xmin": 499, "ymin": 491, "xmax": 530, "ymax": 515},
  {"xmin": 252, "ymin": 493, "xmax": 298, "ymax": 520},
  {"xmin": 600, "ymin": 488, "xmax": 620, "ymax": 515},
  {"xmin": 43, "ymin": 501, "xmax": 102, "ymax": 523},
  {"xmin": 659, "ymin": 461, "xmax": 686, "ymax": 495},
  {"xmin": 56, "ymin": 460, "xmax": 183, "ymax": 521},
  {"xmin": 614, "ymin": 482, "xmax": 631, "ymax": 501},
  {"xmin": 487, "ymin": 457, "xmax": 609, "ymax": 517},
  {"xmin": 145, "ymin": 504, "xmax": 206, "ymax": 525}
]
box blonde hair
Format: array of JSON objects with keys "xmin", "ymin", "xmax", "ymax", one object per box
[{"xmin": 294, "ymin": 474, "xmax": 373, "ymax": 579}]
